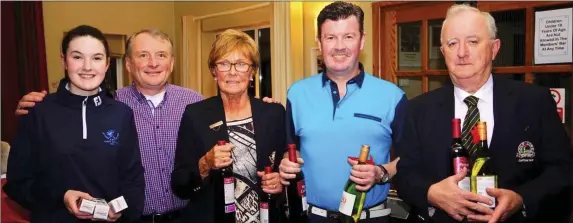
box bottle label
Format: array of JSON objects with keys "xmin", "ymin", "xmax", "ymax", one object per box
[
  {"xmin": 476, "ymin": 176, "xmax": 497, "ymax": 208},
  {"xmin": 224, "ymin": 177, "xmax": 235, "ymax": 205},
  {"xmin": 458, "ymin": 176, "xmax": 471, "ymax": 191},
  {"xmin": 302, "ymin": 196, "xmax": 308, "ymax": 211},
  {"xmin": 284, "ymin": 189, "xmax": 290, "ymax": 216},
  {"xmin": 453, "ymin": 157, "xmax": 469, "ymax": 174},
  {"xmin": 297, "ymin": 180, "xmax": 305, "ymax": 197},
  {"xmin": 260, "ymin": 202, "xmax": 269, "ymax": 223},
  {"xmin": 295, "ymin": 179, "xmax": 308, "ymax": 211},
  {"xmin": 338, "ymin": 191, "xmax": 356, "ymax": 216},
  {"xmin": 225, "ymin": 204, "xmax": 236, "ymax": 213}
]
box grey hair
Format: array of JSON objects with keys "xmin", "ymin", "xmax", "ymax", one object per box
[
  {"xmin": 441, "ymin": 4, "xmax": 497, "ymax": 43},
  {"xmin": 125, "ymin": 28, "xmax": 174, "ymax": 57}
]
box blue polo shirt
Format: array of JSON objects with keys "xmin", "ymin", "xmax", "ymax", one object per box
[{"xmin": 286, "ymin": 64, "xmax": 407, "ymax": 211}]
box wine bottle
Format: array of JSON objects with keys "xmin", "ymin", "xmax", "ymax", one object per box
[
  {"xmin": 285, "ymin": 144, "xmax": 308, "ymax": 222},
  {"xmin": 260, "ymin": 166, "xmax": 272, "ymax": 223},
  {"xmin": 339, "ymin": 144, "xmax": 370, "ymax": 223},
  {"xmin": 219, "ymin": 140, "xmax": 235, "ymax": 222},
  {"xmin": 451, "ymin": 118, "xmax": 471, "ymax": 191},
  {"xmin": 471, "ymin": 122, "xmax": 497, "ymax": 208}
]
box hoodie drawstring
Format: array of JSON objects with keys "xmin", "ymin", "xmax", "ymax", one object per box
[{"xmin": 82, "ymin": 97, "xmax": 88, "ymax": 139}]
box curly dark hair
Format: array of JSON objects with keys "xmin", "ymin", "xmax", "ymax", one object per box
[{"xmin": 316, "ymin": 1, "xmax": 364, "ymax": 39}]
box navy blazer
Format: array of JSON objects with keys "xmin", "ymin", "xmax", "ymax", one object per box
[
  {"xmin": 171, "ymin": 95, "xmax": 286, "ymax": 223},
  {"xmin": 394, "ymin": 76, "xmax": 572, "ymax": 222}
]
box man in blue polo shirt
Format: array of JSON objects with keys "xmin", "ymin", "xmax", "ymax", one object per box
[{"xmin": 278, "ymin": 1, "xmax": 407, "ymax": 223}]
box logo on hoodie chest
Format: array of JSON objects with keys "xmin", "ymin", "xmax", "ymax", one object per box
[
  {"xmin": 94, "ymin": 96, "xmax": 102, "ymax": 106},
  {"xmin": 102, "ymin": 129, "xmax": 120, "ymax": 146}
]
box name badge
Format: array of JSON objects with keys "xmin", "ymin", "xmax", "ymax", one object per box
[{"xmin": 209, "ymin": 120, "xmax": 223, "ymax": 131}]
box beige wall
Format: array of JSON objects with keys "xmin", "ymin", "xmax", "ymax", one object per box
[
  {"xmin": 42, "ymin": 1, "xmax": 175, "ymax": 92},
  {"xmin": 173, "ymin": 1, "xmax": 268, "ymax": 90},
  {"xmin": 200, "ymin": 32, "xmax": 218, "ymax": 97},
  {"xmin": 355, "ymin": 2, "xmax": 373, "ymax": 75},
  {"xmin": 290, "ymin": 2, "xmax": 305, "ymax": 83},
  {"xmin": 173, "ymin": 2, "xmax": 272, "ymax": 98}
]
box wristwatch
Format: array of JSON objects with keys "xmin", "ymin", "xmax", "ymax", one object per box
[{"xmin": 377, "ymin": 165, "xmax": 390, "ymax": 184}]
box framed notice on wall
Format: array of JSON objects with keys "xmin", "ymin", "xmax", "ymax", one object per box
[{"xmin": 534, "ymin": 8, "xmax": 573, "ymax": 64}]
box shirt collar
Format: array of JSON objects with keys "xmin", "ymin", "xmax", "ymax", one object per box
[
  {"xmin": 55, "ymin": 78, "xmax": 109, "ymax": 108},
  {"xmin": 128, "ymin": 82, "xmax": 171, "ymax": 104},
  {"xmin": 454, "ymin": 74, "xmax": 494, "ymax": 105},
  {"xmin": 144, "ymin": 89, "xmax": 166, "ymax": 101},
  {"xmin": 322, "ymin": 63, "xmax": 365, "ymax": 88}
]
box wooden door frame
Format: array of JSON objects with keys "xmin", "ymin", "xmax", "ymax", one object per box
[
  {"xmin": 372, "ymin": 1, "xmax": 573, "ymax": 140},
  {"xmin": 373, "ymin": 1, "xmax": 572, "ymax": 82}
]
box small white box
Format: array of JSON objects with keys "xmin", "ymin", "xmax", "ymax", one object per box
[
  {"xmin": 78, "ymin": 199, "xmax": 96, "ymax": 214},
  {"xmin": 108, "ymin": 196, "xmax": 128, "ymax": 213},
  {"xmin": 92, "ymin": 199, "xmax": 110, "ymax": 220}
]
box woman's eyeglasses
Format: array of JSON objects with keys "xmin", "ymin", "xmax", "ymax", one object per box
[{"xmin": 215, "ymin": 62, "xmax": 252, "ymax": 72}]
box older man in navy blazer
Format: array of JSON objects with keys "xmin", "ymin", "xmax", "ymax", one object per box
[{"xmin": 394, "ymin": 4, "xmax": 572, "ymax": 223}]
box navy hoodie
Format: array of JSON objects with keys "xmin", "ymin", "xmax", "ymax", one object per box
[{"xmin": 4, "ymin": 79, "xmax": 145, "ymax": 222}]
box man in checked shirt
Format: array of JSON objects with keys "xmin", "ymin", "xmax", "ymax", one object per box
[{"xmin": 17, "ymin": 28, "xmax": 200, "ymax": 222}]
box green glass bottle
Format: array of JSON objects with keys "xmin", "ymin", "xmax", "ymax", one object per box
[
  {"xmin": 339, "ymin": 145, "xmax": 370, "ymax": 223},
  {"xmin": 471, "ymin": 122, "xmax": 497, "ymax": 208}
]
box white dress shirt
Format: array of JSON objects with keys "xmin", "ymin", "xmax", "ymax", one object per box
[
  {"xmin": 144, "ymin": 90, "xmax": 166, "ymax": 115},
  {"xmin": 454, "ymin": 74, "xmax": 494, "ymax": 147}
]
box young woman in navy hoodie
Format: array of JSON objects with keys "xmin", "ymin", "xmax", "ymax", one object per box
[{"xmin": 4, "ymin": 25, "xmax": 145, "ymax": 223}]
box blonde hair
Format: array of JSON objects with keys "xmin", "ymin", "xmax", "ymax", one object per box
[
  {"xmin": 125, "ymin": 28, "xmax": 174, "ymax": 57},
  {"xmin": 441, "ymin": 4, "xmax": 497, "ymax": 43},
  {"xmin": 208, "ymin": 29, "xmax": 260, "ymax": 75}
]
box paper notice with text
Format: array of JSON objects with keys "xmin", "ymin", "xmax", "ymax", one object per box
[{"xmin": 534, "ymin": 8, "xmax": 572, "ymax": 64}]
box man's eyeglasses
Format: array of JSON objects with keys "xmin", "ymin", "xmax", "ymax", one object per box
[{"xmin": 215, "ymin": 62, "xmax": 252, "ymax": 72}]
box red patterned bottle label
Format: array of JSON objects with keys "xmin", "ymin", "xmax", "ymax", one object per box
[
  {"xmin": 453, "ymin": 157, "xmax": 469, "ymax": 174},
  {"xmin": 297, "ymin": 180, "xmax": 308, "ymax": 211},
  {"xmin": 297, "ymin": 180, "xmax": 305, "ymax": 197},
  {"xmin": 225, "ymin": 204, "xmax": 236, "ymax": 213}
]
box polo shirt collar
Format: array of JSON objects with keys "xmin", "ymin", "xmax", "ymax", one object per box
[{"xmin": 322, "ymin": 63, "xmax": 365, "ymax": 88}]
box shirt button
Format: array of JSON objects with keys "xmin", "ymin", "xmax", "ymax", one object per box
[{"xmin": 333, "ymin": 91, "xmax": 337, "ymax": 94}]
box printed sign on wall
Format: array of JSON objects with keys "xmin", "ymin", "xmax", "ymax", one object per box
[
  {"xmin": 534, "ymin": 8, "xmax": 572, "ymax": 64},
  {"xmin": 550, "ymin": 88, "xmax": 566, "ymax": 123}
]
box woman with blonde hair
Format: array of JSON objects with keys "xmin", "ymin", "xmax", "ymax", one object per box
[{"xmin": 172, "ymin": 29, "xmax": 285, "ymax": 223}]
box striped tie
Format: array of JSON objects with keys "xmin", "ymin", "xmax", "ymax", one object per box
[{"xmin": 462, "ymin": 96, "xmax": 480, "ymax": 156}]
